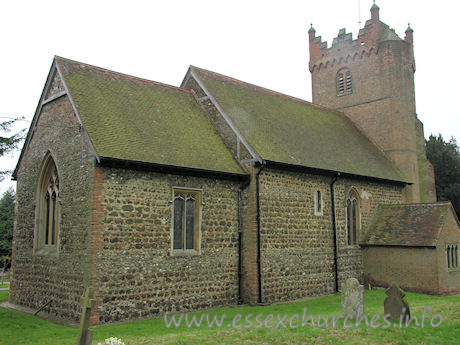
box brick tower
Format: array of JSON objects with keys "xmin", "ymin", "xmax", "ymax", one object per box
[{"xmin": 308, "ymin": 3, "xmax": 436, "ymax": 203}]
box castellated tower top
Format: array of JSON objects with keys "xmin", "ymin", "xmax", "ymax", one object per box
[
  {"xmin": 308, "ymin": 3, "xmax": 414, "ymax": 73},
  {"xmin": 307, "ymin": 2, "xmax": 434, "ymax": 203}
]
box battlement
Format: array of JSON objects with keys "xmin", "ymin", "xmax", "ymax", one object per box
[
  {"xmin": 309, "ymin": 3, "xmax": 413, "ymax": 72},
  {"xmin": 309, "ymin": 2, "xmax": 432, "ymax": 205}
]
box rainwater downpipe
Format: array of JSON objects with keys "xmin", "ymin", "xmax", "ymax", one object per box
[
  {"xmin": 256, "ymin": 161, "xmax": 266, "ymax": 304},
  {"xmin": 330, "ymin": 172, "xmax": 340, "ymax": 293},
  {"xmin": 237, "ymin": 189, "xmax": 243, "ymax": 304},
  {"xmin": 238, "ymin": 176, "xmax": 251, "ymax": 304}
]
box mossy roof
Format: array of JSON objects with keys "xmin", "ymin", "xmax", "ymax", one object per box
[
  {"xmin": 191, "ymin": 67, "xmax": 408, "ymax": 183},
  {"xmin": 55, "ymin": 57, "xmax": 244, "ymax": 175},
  {"xmin": 360, "ymin": 203, "xmax": 452, "ymax": 247}
]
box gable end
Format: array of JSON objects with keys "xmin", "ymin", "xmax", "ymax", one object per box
[
  {"xmin": 13, "ymin": 58, "xmax": 100, "ymax": 180},
  {"xmin": 182, "ymin": 67, "xmax": 262, "ymax": 166}
]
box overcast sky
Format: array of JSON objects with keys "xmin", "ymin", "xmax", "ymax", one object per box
[{"xmin": 1, "ymin": 0, "xmax": 459, "ymax": 194}]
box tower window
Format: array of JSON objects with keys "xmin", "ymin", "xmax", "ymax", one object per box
[
  {"xmin": 346, "ymin": 71, "xmax": 352, "ymax": 91},
  {"xmin": 338, "ymin": 73, "xmax": 344, "ymax": 94},
  {"xmin": 337, "ymin": 68, "xmax": 352, "ymax": 95}
]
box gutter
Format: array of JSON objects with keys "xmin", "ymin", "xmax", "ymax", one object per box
[
  {"xmin": 330, "ymin": 172, "xmax": 340, "ymax": 293},
  {"xmin": 256, "ymin": 161, "xmax": 266, "ymax": 304},
  {"xmin": 264, "ymin": 160, "xmax": 409, "ymax": 186},
  {"xmin": 97, "ymin": 156, "xmax": 249, "ymax": 182}
]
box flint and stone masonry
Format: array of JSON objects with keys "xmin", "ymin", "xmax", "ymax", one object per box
[
  {"xmin": 9, "ymin": 4, "xmax": 460, "ymax": 326},
  {"xmin": 10, "ymin": 94, "xmax": 95, "ymax": 321}
]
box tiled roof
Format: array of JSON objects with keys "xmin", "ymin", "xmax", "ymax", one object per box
[
  {"xmin": 55, "ymin": 57, "xmax": 244, "ymax": 175},
  {"xmin": 190, "ymin": 66, "xmax": 409, "ymax": 183},
  {"xmin": 360, "ymin": 202, "xmax": 453, "ymax": 247}
]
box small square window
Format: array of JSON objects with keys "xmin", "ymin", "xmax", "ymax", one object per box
[{"xmin": 171, "ymin": 188, "xmax": 202, "ymax": 255}]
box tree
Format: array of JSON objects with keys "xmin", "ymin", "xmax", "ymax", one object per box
[
  {"xmin": 0, "ymin": 188, "xmax": 15, "ymax": 265},
  {"xmin": 426, "ymin": 134, "xmax": 460, "ymax": 218},
  {"xmin": 0, "ymin": 117, "xmax": 26, "ymax": 181}
]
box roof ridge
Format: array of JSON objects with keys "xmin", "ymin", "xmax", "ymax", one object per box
[
  {"xmin": 191, "ymin": 65, "xmax": 364, "ymax": 119},
  {"xmin": 191, "ymin": 66, "xmax": 385, "ymax": 121},
  {"xmin": 55, "ymin": 55, "xmax": 192, "ymax": 94},
  {"xmin": 190, "ymin": 65, "xmax": 321, "ymax": 108},
  {"xmin": 190, "ymin": 65, "xmax": 409, "ymax": 184}
]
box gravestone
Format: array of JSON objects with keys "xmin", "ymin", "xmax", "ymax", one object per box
[
  {"xmin": 77, "ymin": 286, "xmax": 97, "ymax": 345},
  {"xmin": 384, "ymin": 283, "xmax": 410, "ymax": 322},
  {"xmin": 341, "ymin": 278, "xmax": 364, "ymax": 319}
]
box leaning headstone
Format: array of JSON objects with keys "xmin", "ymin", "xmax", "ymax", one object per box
[
  {"xmin": 341, "ymin": 278, "xmax": 364, "ymax": 319},
  {"xmin": 384, "ymin": 283, "xmax": 410, "ymax": 322},
  {"xmin": 77, "ymin": 286, "xmax": 97, "ymax": 345}
]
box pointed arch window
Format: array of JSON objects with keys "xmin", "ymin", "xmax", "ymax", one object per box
[
  {"xmin": 447, "ymin": 244, "xmax": 458, "ymax": 269},
  {"xmin": 346, "ymin": 189, "xmax": 360, "ymax": 246},
  {"xmin": 36, "ymin": 155, "xmax": 60, "ymax": 252},
  {"xmin": 338, "ymin": 73, "xmax": 345, "ymax": 94},
  {"xmin": 171, "ymin": 187, "xmax": 202, "ymax": 255},
  {"xmin": 337, "ymin": 68, "xmax": 352, "ymax": 95}
]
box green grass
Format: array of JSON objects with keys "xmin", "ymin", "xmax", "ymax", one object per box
[
  {"xmin": 0, "ymin": 272, "xmax": 9, "ymax": 286},
  {"xmin": 1, "ymin": 289, "xmax": 459, "ymax": 345}
]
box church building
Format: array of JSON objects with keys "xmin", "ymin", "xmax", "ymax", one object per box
[{"xmin": 8, "ymin": 4, "xmax": 460, "ymax": 324}]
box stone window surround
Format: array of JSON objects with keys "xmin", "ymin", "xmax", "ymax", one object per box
[
  {"xmin": 34, "ymin": 152, "xmax": 61, "ymax": 256},
  {"xmin": 169, "ymin": 186, "xmax": 203, "ymax": 256},
  {"xmin": 337, "ymin": 67, "xmax": 353, "ymax": 96},
  {"xmin": 446, "ymin": 243, "xmax": 459, "ymax": 270},
  {"xmin": 314, "ymin": 189, "xmax": 323, "ymax": 216},
  {"xmin": 345, "ymin": 187, "xmax": 361, "ymax": 247}
]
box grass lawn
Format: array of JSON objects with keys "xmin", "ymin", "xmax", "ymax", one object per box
[
  {"xmin": 1, "ymin": 289, "xmax": 459, "ymax": 345},
  {"xmin": 0, "ymin": 277, "xmax": 9, "ymax": 287}
]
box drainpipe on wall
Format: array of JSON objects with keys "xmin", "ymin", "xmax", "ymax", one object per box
[
  {"xmin": 238, "ymin": 176, "xmax": 251, "ymax": 304},
  {"xmin": 330, "ymin": 172, "xmax": 340, "ymax": 293},
  {"xmin": 237, "ymin": 189, "xmax": 243, "ymax": 304},
  {"xmin": 256, "ymin": 161, "xmax": 266, "ymax": 304}
]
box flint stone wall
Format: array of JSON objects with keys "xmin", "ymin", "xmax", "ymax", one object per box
[
  {"xmin": 258, "ymin": 167, "xmax": 403, "ymax": 303},
  {"xmin": 93, "ymin": 167, "xmax": 242, "ymax": 323},
  {"xmin": 10, "ymin": 94, "xmax": 95, "ymax": 321}
]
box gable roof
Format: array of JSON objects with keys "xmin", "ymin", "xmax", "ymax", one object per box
[
  {"xmin": 49, "ymin": 57, "xmax": 244, "ymax": 176},
  {"xmin": 189, "ymin": 66, "xmax": 409, "ymax": 183},
  {"xmin": 360, "ymin": 202, "xmax": 455, "ymax": 247}
]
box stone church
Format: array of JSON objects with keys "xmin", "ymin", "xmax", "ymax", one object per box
[{"xmin": 9, "ymin": 4, "xmax": 460, "ymax": 324}]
